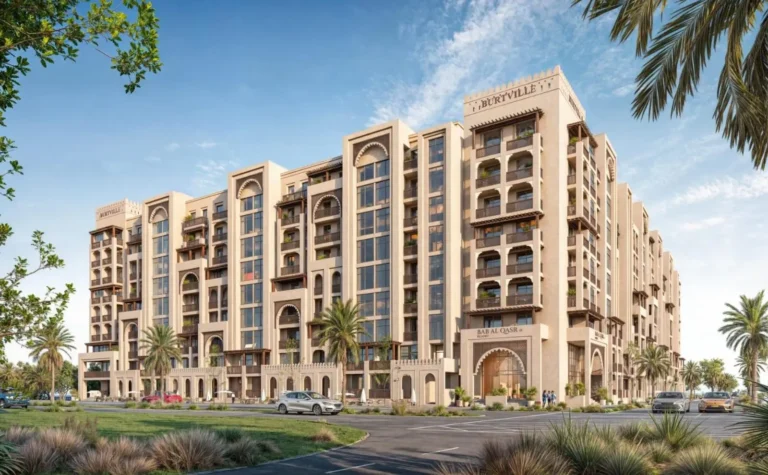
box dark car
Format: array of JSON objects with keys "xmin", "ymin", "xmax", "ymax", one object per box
[{"xmin": 0, "ymin": 388, "xmax": 29, "ymax": 409}]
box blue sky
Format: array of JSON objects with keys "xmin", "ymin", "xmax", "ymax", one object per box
[{"xmin": 5, "ymin": 0, "xmax": 768, "ymax": 382}]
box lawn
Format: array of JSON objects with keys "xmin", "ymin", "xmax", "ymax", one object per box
[{"xmin": 0, "ymin": 409, "xmax": 366, "ymax": 461}]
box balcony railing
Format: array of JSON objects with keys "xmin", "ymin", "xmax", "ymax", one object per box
[
  {"xmin": 180, "ymin": 323, "xmax": 198, "ymax": 334},
  {"xmin": 567, "ymin": 205, "xmax": 576, "ymax": 216},
  {"xmin": 280, "ymin": 314, "xmax": 300, "ymax": 325},
  {"xmin": 331, "ymin": 283, "xmax": 341, "ymax": 294},
  {"xmin": 102, "ymin": 258, "xmax": 112, "ymax": 266},
  {"xmin": 403, "ymin": 331, "xmax": 417, "ymax": 341},
  {"xmin": 91, "ymin": 260, "xmax": 100, "ymax": 268},
  {"xmin": 404, "ymin": 244, "xmax": 417, "ymax": 256},
  {"xmin": 91, "ymin": 334, "xmax": 101, "ymax": 342},
  {"xmin": 212, "ymin": 210, "xmax": 227, "ymax": 221},
  {"xmin": 212, "ymin": 233, "xmax": 227, "ymax": 243},
  {"xmin": 91, "ymin": 316, "xmax": 100, "ymax": 323},
  {"xmin": 476, "ymin": 297, "xmax": 500, "ymax": 309},
  {"xmin": 404, "ymin": 274, "xmax": 417, "ymax": 285},
  {"xmin": 506, "ymin": 168, "xmax": 533, "ymax": 182},
  {"xmin": 567, "ymin": 266, "xmax": 576, "ymax": 277},
  {"xmin": 246, "ymin": 366, "xmax": 261, "ymax": 374},
  {"xmin": 507, "ymin": 263, "xmax": 533, "ymax": 274},
  {"xmin": 282, "ymin": 215, "xmax": 300, "ymax": 226},
  {"xmin": 476, "ymin": 206, "xmax": 500, "ymax": 219},
  {"xmin": 370, "ymin": 361, "xmax": 391, "ymax": 371},
  {"xmin": 313, "ymin": 286, "xmax": 323, "ymax": 295},
  {"xmin": 507, "ymin": 231, "xmax": 533, "ymax": 244},
  {"xmin": 404, "ymin": 302, "xmax": 418, "ymax": 313},
  {"xmin": 280, "ymin": 191, "xmax": 306, "ymax": 203},
  {"xmin": 403, "ymin": 216, "xmax": 418, "ymax": 228},
  {"xmin": 404, "ymin": 187, "xmax": 418, "ymax": 199},
  {"xmin": 281, "ymin": 240, "xmax": 300, "ymax": 251},
  {"xmin": 403, "ymin": 158, "xmax": 417, "ymax": 170},
  {"xmin": 315, "ymin": 232, "xmax": 340, "ymax": 245},
  {"xmin": 567, "ymin": 296, "xmax": 576, "ymax": 307},
  {"xmin": 128, "ymin": 233, "xmax": 142, "ymax": 244},
  {"xmin": 315, "ymin": 206, "xmax": 340, "ymax": 219},
  {"xmin": 127, "ymin": 331, "xmax": 138, "ymax": 339},
  {"xmin": 91, "ymin": 278, "xmax": 100, "ymax": 287},
  {"xmin": 507, "ymin": 199, "xmax": 533, "ymax": 213},
  {"xmin": 182, "ymin": 217, "xmax": 208, "ymax": 230},
  {"xmin": 507, "ymin": 294, "xmax": 533, "ymax": 306},
  {"xmin": 476, "ymin": 235, "xmax": 500, "ymax": 248},
  {"xmin": 281, "ymin": 265, "xmax": 300, "ymax": 276},
  {"xmin": 212, "ymin": 255, "xmax": 227, "ymax": 266},
  {"xmin": 346, "ymin": 362, "xmax": 364, "ymax": 371},
  {"xmin": 128, "ymin": 351, "xmax": 138, "ymax": 358},
  {"xmin": 476, "ymin": 174, "xmax": 501, "ymax": 188},
  {"xmin": 91, "ymin": 241, "xmax": 102, "ymax": 249},
  {"xmin": 507, "ymin": 135, "xmax": 533, "ymax": 150},
  {"xmin": 182, "ymin": 303, "xmax": 199, "ymax": 312},
  {"xmin": 209, "ymin": 300, "xmax": 219, "ymax": 309},
  {"xmin": 567, "ymin": 235, "xmax": 576, "ymax": 247},
  {"xmin": 311, "ymin": 337, "xmax": 323, "ymax": 347},
  {"xmin": 476, "ymin": 267, "xmax": 501, "ymax": 278},
  {"xmin": 102, "ymin": 314, "xmax": 112, "ymax": 322},
  {"xmin": 227, "ymin": 366, "xmax": 243, "ymax": 375},
  {"xmin": 182, "ymin": 281, "xmax": 199, "ymax": 291},
  {"xmin": 476, "ymin": 144, "xmax": 500, "ymax": 158},
  {"xmin": 84, "ymin": 371, "xmax": 109, "ymax": 379},
  {"xmin": 567, "ymin": 174, "xmax": 576, "ymax": 185}
]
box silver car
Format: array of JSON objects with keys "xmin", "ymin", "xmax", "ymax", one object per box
[
  {"xmin": 652, "ymin": 391, "xmax": 690, "ymax": 414},
  {"xmin": 276, "ymin": 391, "xmax": 343, "ymax": 416}
]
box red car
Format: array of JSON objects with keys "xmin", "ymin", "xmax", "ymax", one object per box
[{"xmin": 141, "ymin": 393, "xmax": 183, "ymax": 403}]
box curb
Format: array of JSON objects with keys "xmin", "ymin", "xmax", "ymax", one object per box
[{"xmin": 194, "ymin": 431, "xmax": 371, "ymax": 474}]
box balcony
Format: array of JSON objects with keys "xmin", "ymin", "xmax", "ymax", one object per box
[
  {"xmin": 212, "ymin": 210, "xmax": 227, "ymax": 221},
  {"xmin": 91, "ymin": 260, "xmax": 99, "ymax": 268},
  {"xmin": 476, "ymin": 235, "xmax": 501, "ymax": 248},
  {"xmin": 404, "ymin": 302, "xmax": 418, "ymax": 314},
  {"xmin": 476, "ymin": 144, "xmax": 500, "ymax": 158},
  {"xmin": 278, "ymin": 340, "xmax": 299, "ymax": 350},
  {"xmin": 246, "ymin": 366, "xmax": 261, "ymax": 374},
  {"xmin": 370, "ymin": 360, "xmax": 391, "ymax": 371},
  {"xmin": 476, "ymin": 267, "xmax": 501, "ymax": 279},
  {"xmin": 567, "ymin": 174, "xmax": 576, "ymax": 185},
  {"xmin": 180, "ymin": 323, "xmax": 198, "ymax": 334},
  {"xmin": 346, "ymin": 362, "xmax": 364, "ymax": 371},
  {"xmin": 311, "ymin": 337, "xmax": 323, "ymax": 347},
  {"xmin": 212, "ymin": 233, "xmax": 227, "ymax": 243},
  {"xmin": 128, "ymin": 351, "xmax": 138, "ymax": 359},
  {"xmin": 127, "ymin": 331, "xmax": 138, "ymax": 339},
  {"xmin": 507, "ymin": 231, "xmax": 533, "ymax": 244},
  {"xmin": 102, "ymin": 258, "xmax": 112, "ymax": 266},
  {"xmin": 282, "ymin": 215, "xmax": 300, "ymax": 226},
  {"xmin": 315, "ymin": 232, "xmax": 340, "ymax": 245},
  {"xmin": 404, "ymin": 244, "xmax": 417, "ymax": 256},
  {"xmin": 403, "ymin": 216, "xmax": 418, "ymax": 228},
  {"xmin": 476, "ymin": 297, "xmax": 501, "ymax": 309},
  {"xmin": 179, "ymin": 237, "xmax": 205, "ymax": 250},
  {"xmin": 182, "ymin": 216, "xmax": 208, "ymax": 231},
  {"xmin": 404, "ymin": 187, "xmax": 418, "ymax": 200},
  {"xmin": 91, "ymin": 241, "xmax": 102, "ymax": 249},
  {"xmin": 506, "ymin": 168, "xmax": 533, "ymax": 182},
  {"xmin": 281, "ymin": 265, "xmax": 301, "ymax": 276},
  {"xmin": 91, "ymin": 316, "xmax": 100, "ymax": 323},
  {"xmin": 507, "ymin": 135, "xmax": 533, "ymax": 151},
  {"xmin": 209, "ymin": 300, "xmax": 219, "ymax": 309},
  {"xmin": 182, "ymin": 303, "xmax": 200, "ymax": 313},
  {"xmin": 506, "ymin": 199, "xmax": 533, "ymax": 213},
  {"xmin": 281, "ymin": 240, "xmax": 300, "ymax": 251},
  {"xmin": 83, "ymin": 371, "xmax": 109, "ymax": 379},
  {"xmin": 476, "ymin": 206, "xmax": 500, "ymax": 219},
  {"xmin": 227, "ymin": 366, "xmax": 243, "ymax": 375},
  {"xmin": 567, "ymin": 266, "xmax": 576, "ymax": 277},
  {"xmin": 403, "ymin": 158, "xmax": 418, "ymax": 171},
  {"xmin": 403, "ymin": 331, "xmax": 417, "ymax": 341},
  {"xmin": 404, "ymin": 274, "xmax": 417, "ymax": 285},
  {"xmin": 280, "ymin": 314, "xmax": 300, "ymax": 325},
  {"xmin": 280, "ymin": 191, "xmax": 306, "ymax": 204},
  {"xmin": 568, "ymin": 296, "xmax": 576, "ymax": 307},
  {"xmin": 91, "ymin": 334, "xmax": 101, "ymax": 342},
  {"xmin": 91, "ymin": 278, "xmax": 100, "ymax": 287},
  {"xmin": 211, "ymin": 255, "xmax": 227, "ymax": 266},
  {"xmin": 507, "ymin": 294, "xmax": 533, "ymax": 306},
  {"xmin": 315, "ymin": 206, "xmax": 340, "ymax": 219},
  {"xmin": 476, "ymin": 174, "xmax": 500, "ymax": 188},
  {"xmin": 101, "ymin": 314, "xmax": 113, "ymax": 322},
  {"xmin": 128, "ymin": 233, "xmax": 142, "ymax": 244},
  {"xmin": 567, "ymin": 236, "xmax": 576, "ymax": 247},
  {"xmin": 507, "ymin": 263, "xmax": 533, "ymax": 274},
  {"xmin": 182, "ymin": 281, "xmax": 199, "ymax": 292}
]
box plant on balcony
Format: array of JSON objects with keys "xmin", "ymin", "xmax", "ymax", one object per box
[
  {"xmin": 567, "ymin": 288, "xmax": 577, "ymax": 297},
  {"xmin": 283, "ymin": 236, "xmax": 293, "ymax": 243},
  {"xmin": 183, "ymin": 214, "xmax": 193, "ymax": 222},
  {"xmin": 479, "ymin": 168, "xmax": 490, "ymax": 179},
  {"xmin": 575, "ymin": 382, "xmax": 586, "ymax": 396},
  {"xmin": 315, "ymin": 299, "xmax": 367, "ymax": 405},
  {"xmin": 519, "ymin": 222, "xmax": 531, "ymax": 232},
  {"xmin": 27, "ymin": 321, "xmax": 75, "ymax": 402},
  {"xmin": 478, "ymin": 290, "xmax": 495, "ymax": 299},
  {"xmin": 569, "ymin": 136, "xmax": 580, "ymax": 144},
  {"xmin": 312, "ymin": 177, "xmax": 323, "ymax": 185},
  {"xmin": 517, "ymin": 130, "xmax": 534, "ymax": 139},
  {"xmin": 405, "ymin": 239, "xmax": 417, "ymax": 247},
  {"xmin": 140, "ymin": 325, "xmax": 182, "ymax": 398},
  {"xmin": 184, "ymin": 234, "xmax": 196, "ymax": 242},
  {"xmin": 282, "ymin": 213, "xmax": 290, "ymax": 220}
]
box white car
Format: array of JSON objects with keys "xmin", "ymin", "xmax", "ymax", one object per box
[
  {"xmin": 276, "ymin": 391, "xmax": 343, "ymax": 415},
  {"xmin": 652, "ymin": 391, "xmax": 690, "ymax": 414}
]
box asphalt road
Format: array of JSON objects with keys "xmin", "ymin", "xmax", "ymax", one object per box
[{"xmin": 74, "ymin": 403, "xmax": 750, "ymax": 474}]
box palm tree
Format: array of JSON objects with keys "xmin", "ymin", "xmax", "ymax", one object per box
[
  {"xmin": 681, "ymin": 360, "xmax": 702, "ymax": 401},
  {"xmin": 140, "ymin": 325, "xmax": 182, "ymax": 397},
  {"xmin": 720, "ymin": 291, "xmax": 768, "ymax": 403},
  {"xmin": 634, "ymin": 344, "xmax": 671, "ymax": 399},
  {"xmin": 316, "ymin": 299, "xmax": 367, "ymax": 405},
  {"xmin": 20, "ymin": 363, "xmax": 47, "ymax": 396},
  {"xmin": 574, "ymin": 1, "xmax": 768, "ymax": 170},
  {"xmin": 737, "ymin": 351, "xmax": 767, "ymax": 397},
  {"xmin": 700, "ymin": 358, "xmax": 726, "ymax": 392},
  {"xmin": 720, "ymin": 373, "xmax": 739, "ymax": 393},
  {"xmin": 27, "ymin": 321, "xmax": 75, "ymax": 402}
]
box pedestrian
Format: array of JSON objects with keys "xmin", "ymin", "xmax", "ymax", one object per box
[
  {"xmin": 542, "ymin": 389, "xmax": 547, "ymax": 407},
  {"xmin": 546, "ymin": 390, "xmax": 552, "ymax": 407},
  {"xmin": 551, "ymin": 390, "xmax": 557, "ymax": 406}
]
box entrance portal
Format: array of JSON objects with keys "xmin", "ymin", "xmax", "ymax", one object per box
[{"xmin": 475, "ymin": 349, "xmax": 526, "ymax": 398}]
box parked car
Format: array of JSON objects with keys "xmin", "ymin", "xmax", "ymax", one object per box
[
  {"xmin": 699, "ymin": 391, "xmax": 734, "ymax": 413},
  {"xmin": 652, "ymin": 391, "xmax": 690, "ymax": 413},
  {"xmin": 141, "ymin": 392, "xmax": 183, "ymax": 404},
  {"xmin": 0, "ymin": 388, "xmax": 29, "ymax": 409},
  {"xmin": 276, "ymin": 391, "xmax": 343, "ymax": 415}
]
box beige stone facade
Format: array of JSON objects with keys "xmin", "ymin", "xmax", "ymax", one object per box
[{"xmin": 79, "ymin": 66, "xmax": 681, "ymax": 405}]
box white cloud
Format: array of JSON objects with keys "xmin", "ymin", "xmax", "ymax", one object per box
[
  {"xmin": 611, "ymin": 84, "xmax": 634, "ymax": 97},
  {"xmin": 144, "ymin": 155, "xmax": 161, "ymax": 162},
  {"xmin": 368, "ymin": 0, "xmax": 574, "ymax": 129},
  {"xmin": 193, "ymin": 159, "xmax": 239, "ymax": 190},
  {"xmin": 165, "ymin": 142, "xmax": 180, "ymax": 152},
  {"xmin": 672, "ymin": 173, "xmax": 768, "ymax": 206},
  {"xmin": 195, "ymin": 141, "xmax": 218, "ymax": 149},
  {"xmin": 681, "ymin": 216, "xmax": 724, "ymax": 231}
]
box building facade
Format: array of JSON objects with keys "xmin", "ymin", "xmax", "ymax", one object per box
[{"xmin": 79, "ymin": 66, "xmax": 682, "ymax": 405}]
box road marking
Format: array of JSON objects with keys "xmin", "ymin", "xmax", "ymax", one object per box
[
  {"xmin": 421, "ymin": 447, "xmax": 459, "ymax": 456},
  {"xmin": 326, "ymin": 463, "xmax": 376, "ymax": 473},
  {"xmin": 408, "ymin": 412, "xmax": 554, "ymax": 431}
]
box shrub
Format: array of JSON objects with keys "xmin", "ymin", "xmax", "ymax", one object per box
[
  {"xmin": 151, "ymin": 401, "xmax": 165, "ymax": 410},
  {"xmin": 45, "ymin": 404, "xmax": 62, "ymax": 412},
  {"xmin": 645, "ymin": 441, "xmax": 673, "ymax": 464},
  {"xmin": 583, "ymin": 405, "xmax": 604, "ymax": 413},
  {"xmin": 571, "ymin": 407, "xmax": 583, "ymax": 413},
  {"xmin": 215, "ymin": 428, "xmax": 246, "ymax": 443},
  {"xmin": 166, "ymin": 403, "xmax": 182, "ymax": 410},
  {"xmin": 108, "ymin": 437, "xmax": 146, "ymax": 460},
  {"xmin": 633, "ymin": 400, "xmax": 646, "ymax": 408},
  {"xmin": 665, "ymin": 445, "xmax": 747, "ymax": 475},
  {"xmin": 340, "ymin": 407, "xmax": 356, "ymax": 414},
  {"xmin": 506, "ymin": 405, "xmax": 515, "ymax": 411},
  {"xmin": 207, "ymin": 403, "xmax": 229, "ymax": 411},
  {"xmin": 255, "ymin": 439, "xmax": 280, "ymax": 455},
  {"xmin": 312, "ymin": 427, "xmax": 337, "ymax": 443},
  {"xmin": 4, "ymin": 426, "xmax": 37, "ymax": 445},
  {"xmin": 63, "ymin": 416, "xmax": 100, "ymax": 446},
  {"xmin": 470, "ymin": 403, "xmax": 483, "ymax": 411},
  {"xmin": 647, "ymin": 413, "xmax": 704, "ymax": 451},
  {"xmin": 224, "ymin": 437, "xmax": 263, "ymax": 466},
  {"xmin": 489, "ymin": 387, "xmax": 508, "ymax": 396},
  {"xmin": 70, "ymin": 441, "xmax": 157, "ymax": 475},
  {"xmin": 16, "ymin": 439, "xmax": 61, "ymax": 474},
  {"xmin": 592, "ymin": 425, "xmax": 617, "ymax": 447},
  {"xmin": 430, "ymin": 405, "xmax": 449, "ymax": 416},
  {"xmin": 149, "ymin": 429, "xmax": 225, "ymax": 472},
  {"xmin": 488, "ymin": 402, "xmax": 505, "ymax": 411},
  {"xmin": 470, "ymin": 435, "xmax": 570, "ymax": 475},
  {"xmin": 0, "ymin": 438, "xmax": 21, "ymax": 475},
  {"xmin": 37, "ymin": 428, "xmax": 87, "ymax": 464},
  {"xmin": 557, "ymin": 402, "xmax": 568, "ymax": 410},
  {"xmin": 139, "ymin": 402, "xmax": 150, "ymax": 409},
  {"xmin": 618, "ymin": 422, "xmax": 650, "ymax": 444},
  {"xmin": 391, "ymin": 400, "xmax": 408, "ymax": 416},
  {"xmin": 188, "ymin": 404, "xmax": 198, "ymax": 410},
  {"xmin": 599, "ymin": 442, "xmax": 652, "ymax": 475},
  {"xmin": 559, "ymin": 434, "xmax": 607, "ymax": 474}
]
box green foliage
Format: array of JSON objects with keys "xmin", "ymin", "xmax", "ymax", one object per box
[
  {"xmin": 214, "ymin": 428, "xmax": 246, "ymax": 443},
  {"xmin": 391, "ymin": 400, "xmax": 408, "ymax": 416},
  {"xmin": 665, "ymin": 445, "xmax": 747, "ymax": 475},
  {"xmin": 138, "ymin": 402, "xmax": 150, "ymax": 409},
  {"xmin": 487, "ymin": 402, "xmax": 505, "ymax": 411},
  {"xmin": 188, "ymin": 404, "xmax": 198, "ymax": 410},
  {"xmin": 597, "ymin": 386, "xmax": 609, "ymax": 401},
  {"xmin": 524, "ymin": 386, "xmax": 537, "ymax": 400},
  {"xmin": 600, "ymin": 442, "xmax": 652, "ymax": 475},
  {"xmin": 720, "ymin": 291, "xmax": 768, "ymax": 402},
  {"xmin": 207, "ymin": 403, "xmax": 228, "ymax": 411},
  {"xmin": 462, "ymin": 434, "xmax": 571, "ymax": 475},
  {"xmin": 736, "ymin": 381, "xmax": 768, "ymax": 449},
  {"xmin": 635, "ymin": 344, "xmax": 672, "ymax": 395},
  {"xmin": 700, "ymin": 358, "xmax": 727, "ymax": 392},
  {"xmin": 647, "ymin": 412, "xmax": 704, "ymax": 451},
  {"xmin": 572, "ymin": 0, "xmax": 768, "ymax": 170},
  {"xmin": 0, "ymin": 437, "xmax": 21, "ymax": 475},
  {"xmin": 124, "ymin": 401, "xmax": 137, "ymax": 409},
  {"xmin": 315, "ymin": 299, "xmax": 366, "ymax": 405},
  {"xmin": 681, "ymin": 360, "xmax": 703, "ymax": 400},
  {"xmin": 489, "ymin": 387, "xmax": 508, "ymax": 396},
  {"xmin": 27, "ymin": 320, "xmax": 75, "ymax": 402},
  {"xmin": 575, "ymin": 382, "xmax": 586, "ymax": 395},
  {"xmin": 140, "ymin": 325, "xmax": 182, "ymax": 396},
  {"xmin": 62, "ymin": 415, "xmax": 99, "ymax": 446}
]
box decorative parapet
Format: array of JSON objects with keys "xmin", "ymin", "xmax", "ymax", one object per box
[
  {"xmin": 394, "ymin": 358, "xmax": 443, "ymax": 367},
  {"xmin": 262, "ymin": 363, "xmax": 339, "ymax": 371}
]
